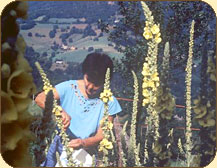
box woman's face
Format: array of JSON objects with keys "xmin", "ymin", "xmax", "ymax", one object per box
[{"xmin": 83, "ymin": 74, "xmax": 103, "ymax": 98}]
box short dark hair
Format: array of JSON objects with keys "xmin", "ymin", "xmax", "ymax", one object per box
[{"xmin": 82, "ymin": 52, "xmax": 113, "ymax": 86}]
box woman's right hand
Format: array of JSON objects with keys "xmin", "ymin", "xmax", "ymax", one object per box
[{"xmin": 61, "ymin": 110, "xmax": 71, "ymax": 130}]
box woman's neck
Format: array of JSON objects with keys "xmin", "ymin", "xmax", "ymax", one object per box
[{"xmin": 77, "ymin": 79, "xmax": 88, "ymax": 99}]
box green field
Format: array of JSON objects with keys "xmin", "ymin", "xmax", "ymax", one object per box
[
  {"xmin": 48, "ymin": 18, "xmax": 77, "ymax": 24},
  {"xmin": 20, "ymin": 19, "xmax": 123, "ymax": 63}
]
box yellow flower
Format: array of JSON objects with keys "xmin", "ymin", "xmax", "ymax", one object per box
[
  {"xmin": 155, "ymin": 82, "xmax": 160, "ymax": 87},
  {"xmin": 100, "ymin": 119, "xmax": 104, "ymax": 126},
  {"xmin": 143, "ymin": 30, "xmax": 153, "ymax": 40},
  {"xmin": 155, "ymin": 37, "xmax": 162, "ymax": 44},
  {"xmin": 142, "ymin": 69, "xmax": 149, "ymax": 76},
  {"xmin": 108, "ymin": 122, "xmax": 113, "ymax": 130},
  {"xmin": 109, "ymin": 96, "xmax": 114, "ymax": 102},
  {"xmin": 142, "ymin": 98, "xmax": 149, "ymax": 106},
  {"xmin": 102, "ymin": 97, "xmax": 109, "ymax": 103},
  {"xmin": 143, "ymin": 62, "xmax": 149, "ymax": 69},
  {"xmin": 147, "ymin": 81, "xmax": 155, "ymax": 88},
  {"xmin": 142, "ymin": 89, "xmax": 149, "ymax": 97},
  {"xmin": 155, "ymin": 32, "xmax": 161, "ymax": 38},
  {"xmin": 99, "ymin": 146, "xmax": 104, "ymax": 151},
  {"xmin": 100, "ymin": 89, "xmax": 113, "ymax": 103},
  {"xmin": 151, "ymin": 24, "xmax": 160, "ymax": 35},
  {"xmin": 152, "ymin": 73, "xmax": 159, "ymax": 81},
  {"xmin": 142, "ymin": 82, "xmax": 148, "ymax": 88},
  {"xmin": 100, "ymin": 138, "xmax": 108, "ymax": 145},
  {"xmin": 144, "ymin": 27, "xmax": 149, "ymax": 32},
  {"xmin": 105, "ymin": 141, "xmax": 113, "ymax": 149}
]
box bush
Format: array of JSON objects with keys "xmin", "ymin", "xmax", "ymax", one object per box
[
  {"xmin": 35, "ymin": 33, "xmax": 46, "ymax": 38},
  {"xmin": 69, "ymin": 38, "xmax": 73, "ymax": 43},
  {"xmin": 95, "ymin": 48, "xmax": 103, "ymax": 53},
  {"xmin": 49, "ymin": 30, "xmax": 56, "ymax": 38},
  {"xmin": 59, "ymin": 33, "xmax": 70, "ymax": 41},
  {"xmin": 42, "ymin": 52, "xmax": 48, "ymax": 57},
  {"xmin": 61, "ymin": 27, "xmax": 66, "ymax": 32},
  {"xmin": 28, "ymin": 32, "xmax": 32, "ymax": 37},
  {"xmin": 88, "ymin": 47, "xmax": 94, "ymax": 52},
  {"xmin": 93, "ymin": 37, "xmax": 99, "ymax": 41},
  {"xmin": 51, "ymin": 52, "xmax": 55, "ymax": 57},
  {"xmin": 20, "ymin": 23, "xmax": 36, "ymax": 30},
  {"xmin": 53, "ymin": 25, "xmax": 59, "ymax": 30}
]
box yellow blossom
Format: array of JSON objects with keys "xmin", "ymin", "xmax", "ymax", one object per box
[
  {"xmin": 99, "ymin": 146, "xmax": 104, "ymax": 151},
  {"xmin": 105, "ymin": 141, "xmax": 113, "ymax": 149},
  {"xmin": 100, "ymin": 138, "xmax": 109, "ymax": 145},
  {"xmin": 143, "ymin": 30, "xmax": 153, "ymax": 40},
  {"xmin": 142, "ymin": 89, "xmax": 149, "ymax": 97},
  {"xmin": 143, "ymin": 62, "xmax": 149, "ymax": 69},
  {"xmin": 142, "ymin": 69, "xmax": 149, "ymax": 76},
  {"xmin": 100, "ymin": 89, "xmax": 113, "ymax": 103},
  {"xmin": 147, "ymin": 81, "xmax": 155, "ymax": 88},
  {"xmin": 100, "ymin": 138, "xmax": 113, "ymax": 149},
  {"xmin": 142, "ymin": 98, "xmax": 149, "ymax": 106},
  {"xmin": 155, "ymin": 37, "xmax": 162, "ymax": 44},
  {"xmin": 108, "ymin": 122, "xmax": 113, "ymax": 130},
  {"xmin": 100, "ymin": 119, "xmax": 104, "ymax": 126},
  {"xmin": 156, "ymin": 32, "xmax": 161, "ymax": 38},
  {"xmin": 152, "ymin": 72, "xmax": 159, "ymax": 81},
  {"xmin": 151, "ymin": 24, "xmax": 160, "ymax": 35},
  {"xmin": 144, "ymin": 27, "xmax": 149, "ymax": 32},
  {"xmin": 102, "ymin": 97, "xmax": 109, "ymax": 103}
]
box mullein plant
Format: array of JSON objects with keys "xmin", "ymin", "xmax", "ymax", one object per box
[
  {"xmin": 140, "ymin": 1, "xmax": 161, "ymax": 142},
  {"xmin": 1, "ymin": 2, "xmax": 37, "ymax": 166},
  {"xmin": 30, "ymin": 90, "xmax": 56, "ymax": 166},
  {"xmin": 153, "ymin": 42, "xmax": 175, "ymax": 166},
  {"xmin": 120, "ymin": 121, "xmax": 128, "ymax": 167},
  {"xmin": 99, "ymin": 68, "xmax": 114, "ymax": 166},
  {"xmin": 128, "ymin": 71, "xmax": 141, "ymax": 166},
  {"xmin": 193, "ymin": 54, "xmax": 216, "ymax": 166},
  {"xmin": 184, "ymin": 20, "xmax": 195, "ymax": 167},
  {"xmin": 35, "ymin": 62, "xmax": 76, "ymax": 167},
  {"xmin": 140, "ymin": 1, "xmax": 161, "ymax": 166}
]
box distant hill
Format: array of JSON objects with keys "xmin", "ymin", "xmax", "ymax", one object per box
[{"xmin": 27, "ymin": 1, "xmax": 118, "ymax": 23}]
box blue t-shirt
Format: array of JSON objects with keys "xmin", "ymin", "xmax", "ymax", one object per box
[{"xmin": 55, "ymin": 80, "xmax": 122, "ymax": 139}]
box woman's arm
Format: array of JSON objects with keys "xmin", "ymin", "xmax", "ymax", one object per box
[
  {"xmin": 35, "ymin": 88, "xmax": 60, "ymax": 109},
  {"xmin": 35, "ymin": 88, "xmax": 71, "ymax": 129},
  {"xmin": 68, "ymin": 116, "xmax": 114, "ymax": 148}
]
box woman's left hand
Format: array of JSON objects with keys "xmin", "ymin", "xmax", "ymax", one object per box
[
  {"xmin": 61, "ymin": 110, "xmax": 71, "ymax": 130},
  {"xmin": 68, "ymin": 139, "xmax": 84, "ymax": 149}
]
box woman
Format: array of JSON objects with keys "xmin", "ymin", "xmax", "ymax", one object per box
[{"xmin": 35, "ymin": 52, "xmax": 122, "ymax": 166}]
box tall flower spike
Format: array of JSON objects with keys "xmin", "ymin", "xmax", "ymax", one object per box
[
  {"xmin": 185, "ymin": 20, "xmax": 195, "ymax": 167},
  {"xmin": 141, "ymin": 1, "xmax": 162, "ymax": 44},
  {"xmin": 141, "ymin": 1, "xmax": 160, "ymax": 142},
  {"xmin": 35, "ymin": 62, "xmax": 76, "ymax": 166},
  {"xmin": 129, "ymin": 71, "xmax": 141, "ymax": 166},
  {"xmin": 99, "ymin": 68, "xmax": 114, "ymax": 166}
]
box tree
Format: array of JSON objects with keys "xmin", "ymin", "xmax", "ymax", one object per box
[
  {"xmin": 88, "ymin": 47, "xmax": 94, "ymax": 52},
  {"xmin": 28, "ymin": 32, "xmax": 32, "ymax": 37},
  {"xmin": 42, "ymin": 52, "xmax": 48, "ymax": 57},
  {"xmin": 83, "ymin": 24, "xmax": 97, "ymax": 37},
  {"xmin": 69, "ymin": 38, "xmax": 73, "ymax": 43},
  {"xmin": 49, "ymin": 30, "xmax": 56, "ymax": 38}
]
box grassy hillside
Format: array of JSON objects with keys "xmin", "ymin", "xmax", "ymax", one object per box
[{"xmin": 20, "ymin": 19, "xmax": 123, "ymax": 64}]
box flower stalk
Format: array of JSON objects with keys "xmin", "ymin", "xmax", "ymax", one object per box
[
  {"xmin": 35, "ymin": 62, "xmax": 76, "ymax": 166},
  {"xmin": 185, "ymin": 20, "xmax": 195, "ymax": 167},
  {"xmin": 99, "ymin": 68, "xmax": 114, "ymax": 166},
  {"xmin": 141, "ymin": 1, "xmax": 161, "ymax": 142}
]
